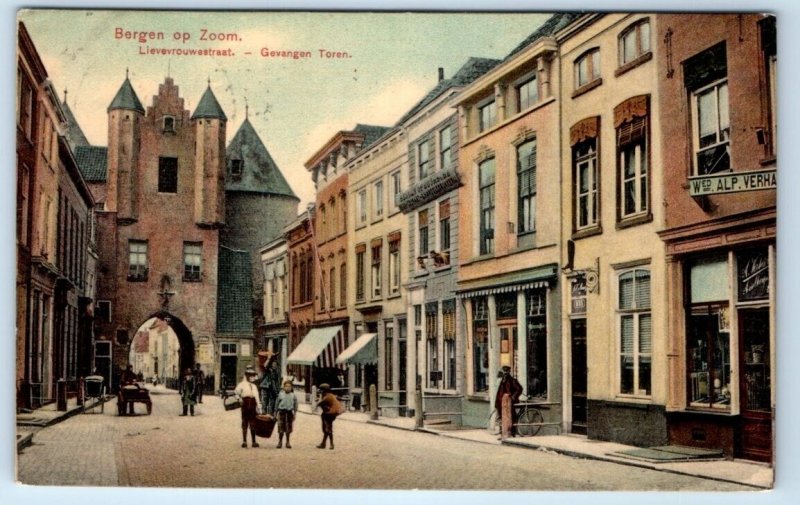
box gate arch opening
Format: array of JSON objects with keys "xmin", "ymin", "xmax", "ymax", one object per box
[{"xmin": 127, "ymin": 311, "xmax": 194, "ymax": 388}]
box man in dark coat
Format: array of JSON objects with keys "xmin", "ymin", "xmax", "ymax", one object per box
[
  {"xmin": 494, "ymin": 366, "xmax": 523, "ymax": 436},
  {"xmin": 193, "ymin": 363, "xmax": 205, "ymax": 403}
]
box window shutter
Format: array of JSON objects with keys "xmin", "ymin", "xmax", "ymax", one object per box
[
  {"xmin": 639, "ymin": 314, "xmax": 652, "ymax": 353},
  {"xmin": 617, "ymin": 116, "xmax": 647, "ymax": 146},
  {"xmin": 619, "ymin": 272, "xmax": 634, "ymax": 309},
  {"xmin": 439, "ymin": 199, "xmax": 450, "ymax": 219},
  {"xmin": 634, "ymin": 269, "xmax": 651, "ymax": 309},
  {"xmin": 621, "ymin": 315, "xmax": 634, "ymax": 353}
]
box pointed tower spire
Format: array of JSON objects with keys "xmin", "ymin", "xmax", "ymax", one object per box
[
  {"xmin": 107, "ymin": 70, "xmax": 145, "ymax": 113},
  {"xmin": 63, "ymin": 87, "xmax": 68, "ymax": 105},
  {"xmin": 245, "ymin": 97, "xmax": 249, "ymax": 119},
  {"xmin": 191, "ymin": 83, "xmax": 227, "ymax": 121}
]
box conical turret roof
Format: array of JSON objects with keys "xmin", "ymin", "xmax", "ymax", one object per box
[
  {"xmin": 225, "ymin": 118, "xmax": 297, "ymax": 199},
  {"xmin": 192, "ymin": 85, "xmax": 227, "ymax": 121},
  {"xmin": 107, "ymin": 76, "xmax": 145, "ymax": 114}
]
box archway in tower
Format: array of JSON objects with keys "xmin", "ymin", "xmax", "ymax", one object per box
[{"xmin": 128, "ymin": 311, "xmax": 194, "ymax": 390}]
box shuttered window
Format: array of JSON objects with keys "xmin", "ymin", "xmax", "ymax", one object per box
[{"xmin": 618, "ymin": 268, "xmax": 651, "ymax": 396}]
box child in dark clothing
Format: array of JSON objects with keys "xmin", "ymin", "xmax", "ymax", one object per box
[{"xmin": 315, "ymin": 383, "xmax": 343, "ymax": 449}]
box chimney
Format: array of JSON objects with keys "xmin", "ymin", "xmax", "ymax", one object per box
[{"xmin": 438, "ymin": 67, "xmax": 444, "ymax": 82}]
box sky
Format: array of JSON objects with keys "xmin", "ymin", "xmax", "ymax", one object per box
[{"xmin": 19, "ymin": 9, "xmax": 552, "ymax": 207}]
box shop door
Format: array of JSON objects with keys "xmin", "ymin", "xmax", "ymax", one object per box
[
  {"xmin": 571, "ymin": 319, "xmax": 587, "ymax": 434},
  {"xmin": 738, "ymin": 308, "xmax": 772, "ymax": 462},
  {"xmin": 220, "ymin": 355, "xmax": 238, "ymax": 391}
]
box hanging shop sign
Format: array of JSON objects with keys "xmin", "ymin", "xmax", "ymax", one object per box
[{"xmin": 688, "ymin": 169, "xmax": 776, "ymax": 196}]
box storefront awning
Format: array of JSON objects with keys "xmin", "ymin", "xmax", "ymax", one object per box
[
  {"xmin": 456, "ymin": 264, "xmax": 558, "ymax": 298},
  {"xmin": 336, "ymin": 333, "xmax": 377, "ymax": 365},
  {"xmin": 286, "ymin": 325, "xmax": 344, "ymax": 368}
]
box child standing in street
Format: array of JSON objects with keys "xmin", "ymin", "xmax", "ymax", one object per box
[
  {"xmin": 315, "ymin": 383, "xmax": 343, "ymax": 450},
  {"xmin": 275, "ymin": 380, "xmax": 298, "ymax": 449}
]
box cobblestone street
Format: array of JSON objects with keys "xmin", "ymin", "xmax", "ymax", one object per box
[{"xmin": 16, "ymin": 386, "xmax": 753, "ymax": 491}]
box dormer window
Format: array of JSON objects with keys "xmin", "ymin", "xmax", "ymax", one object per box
[
  {"xmin": 231, "ymin": 159, "xmax": 243, "ymax": 179},
  {"xmin": 163, "ymin": 115, "xmax": 176, "ymax": 133}
]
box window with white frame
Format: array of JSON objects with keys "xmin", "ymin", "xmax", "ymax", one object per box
[
  {"xmin": 574, "ymin": 139, "xmax": 599, "ymax": 230},
  {"xmin": 357, "ymin": 189, "xmax": 367, "ymax": 225},
  {"xmin": 619, "ymin": 19, "xmax": 651, "ymax": 66},
  {"xmin": 616, "ymin": 96, "xmax": 650, "ymax": 220},
  {"xmin": 575, "ymin": 48, "xmax": 600, "ymax": 89},
  {"xmin": 374, "ymin": 180, "xmax": 384, "ymax": 218},
  {"xmin": 684, "ymin": 43, "xmax": 730, "ymax": 176},
  {"xmin": 418, "ymin": 209, "xmax": 430, "ymax": 258},
  {"xmin": 517, "ymin": 73, "xmax": 539, "ymax": 112},
  {"xmin": 439, "ymin": 126, "xmax": 452, "ymax": 170},
  {"xmin": 438, "ymin": 199, "xmax": 450, "ymax": 259},
  {"xmin": 385, "ymin": 324, "xmax": 394, "ymax": 391},
  {"xmin": 618, "ymin": 268, "xmax": 651, "ymax": 396},
  {"xmin": 443, "ymin": 300, "xmax": 456, "ymax": 390},
  {"xmin": 183, "ymin": 242, "xmax": 202, "ymax": 281},
  {"xmin": 356, "ymin": 248, "xmax": 365, "ymax": 302},
  {"xmin": 479, "ymin": 100, "xmax": 497, "ymax": 132},
  {"xmin": 128, "ymin": 240, "xmax": 148, "ymax": 281},
  {"xmin": 426, "ymin": 302, "xmax": 439, "ymax": 388},
  {"xmin": 479, "ymin": 158, "xmax": 496, "ymax": 255},
  {"xmin": 371, "ymin": 242, "xmax": 382, "ymax": 298},
  {"xmin": 418, "ymin": 139, "xmax": 432, "ymax": 179},
  {"xmin": 391, "ymin": 171, "xmax": 402, "ymax": 208},
  {"xmin": 389, "ymin": 239, "xmax": 400, "ymax": 295},
  {"xmin": 517, "ymin": 139, "xmax": 537, "ymax": 234}
]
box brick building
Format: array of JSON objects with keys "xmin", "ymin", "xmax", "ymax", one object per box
[{"xmin": 656, "ymin": 14, "xmax": 777, "ymax": 463}]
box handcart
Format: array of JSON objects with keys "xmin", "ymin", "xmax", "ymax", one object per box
[
  {"xmin": 83, "ymin": 375, "xmax": 106, "ymax": 414},
  {"xmin": 117, "ymin": 382, "xmax": 153, "ymax": 415}
]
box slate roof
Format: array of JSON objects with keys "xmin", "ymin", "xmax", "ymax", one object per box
[
  {"xmin": 61, "ymin": 100, "xmax": 90, "ymax": 150},
  {"xmin": 192, "ymin": 86, "xmax": 228, "ymax": 121},
  {"xmin": 107, "ymin": 77, "xmax": 145, "ymax": 114},
  {"xmin": 225, "ymin": 118, "xmax": 298, "ymax": 198},
  {"xmin": 397, "ymin": 57, "xmax": 501, "ymax": 125},
  {"xmin": 74, "ymin": 146, "xmax": 108, "ymax": 182},
  {"xmin": 506, "ymin": 12, "xmax": 583, "ymax": 59},
  {"xmin": 353, "ymin": 124, "xmax": 391, "ymax": 149},
  {"xmin": 216, "ymin": 246, "xmax": 253, "ymax": 335}
]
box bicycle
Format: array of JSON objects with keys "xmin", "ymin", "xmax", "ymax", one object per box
[{"xmin": 487, "ymin": 395, "xmax": 544, "ymax": 437}]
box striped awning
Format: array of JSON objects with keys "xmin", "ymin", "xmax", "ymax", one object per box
[
  {"xmin": 456, "ymin": 264, "xmax": 558, "ymax": 299},
  {"xmin": 286, "ymin": 325, "xmax": 344, "ymax": 368},
  {"xmin": 336, "ymin": 333, "xmax": 377, "ymax": 365}
]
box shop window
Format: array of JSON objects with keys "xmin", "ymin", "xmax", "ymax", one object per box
[
  {"xmin": 472, "ymin": 297, "xmax": 489, "ymax": 393},
  {"xmin": 526, "ymin": 290, "xmax": 548, "ymax": 398},
  {"xmin": 618, "ymin": 268, "xmax": 651, "ymax": 396},
  {"xmin": 385, "ymin": 324, "xmax": 394, "ymax": 391},
  {"xmin": 426, "ymin": 302, "xmax": 439, "ymax": 388}
]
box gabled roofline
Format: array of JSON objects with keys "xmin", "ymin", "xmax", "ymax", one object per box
[
  {"xmin": 453, "ymin": 37, "xmax": 558, "ymax": 106},
  {"xmin": 17, "ymin": 22, "xmax": 47, "ymax": 83},
  {"xmin": 304, "ymin": 130, "xmax": 365, "ymax": 170}
]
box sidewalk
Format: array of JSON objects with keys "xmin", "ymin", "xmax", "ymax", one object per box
[
  {"xmin": 16, "ymin": 395, "xmax": 107, "ymax": 452},
  {"xmin": 296, "ymin": 403, "xmax": 773, "ymax": 489}
]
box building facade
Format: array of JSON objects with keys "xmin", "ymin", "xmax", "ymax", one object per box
[
  {"xmin": 656, "ymin": 13, "xmax": 777, "ymax": 463},
  {"xmin": 345, "ymin": 126, "xmax": 407, "ymax": 415},
  {"xmin": 557, "ymin": 13, "xmax": 668, "ymax": 445},
  {"xmin": 453, "ymin": 14, "xmax": 577, "ymax": 429},
  {"xmin": 260, "ymin": 237, "xmax": 290, "ymax": 378},
  {"xmin": 397, "ymin": 59, "xmax": 500, "ymax": 421}
]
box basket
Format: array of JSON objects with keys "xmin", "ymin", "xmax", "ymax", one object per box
[
  {"xmin": 223, "ymin": 396, "xmax": 241, "ymax": 411},
  {"xmin": 253, "ymin": 414, "xmax": 276, "ymax": 438}
]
